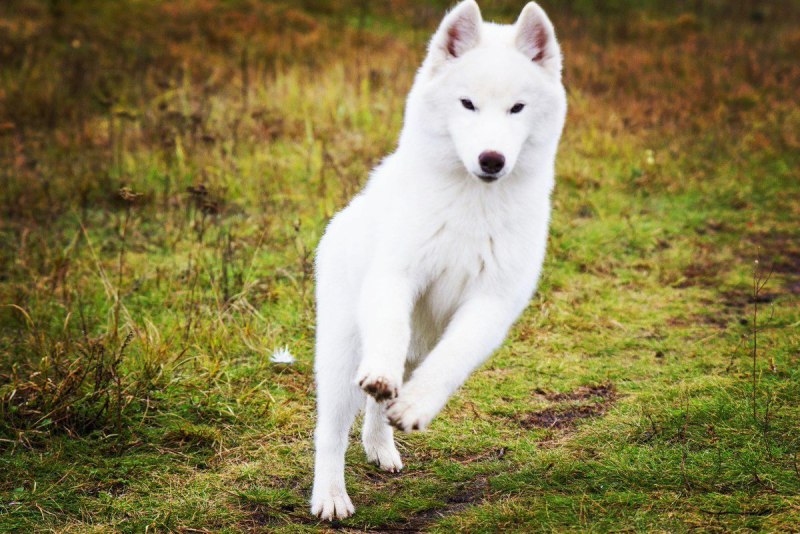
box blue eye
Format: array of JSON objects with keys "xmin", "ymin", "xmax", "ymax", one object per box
[
  {"xmin": 510, "ymin": 103, "xmax": 525, "ymax": 114},
  {"xmin": 461, "ymin": 98, "xmax": 476, "ymax": 111}
]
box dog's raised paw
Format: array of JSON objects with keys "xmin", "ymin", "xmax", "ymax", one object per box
[
  {"xmin": 356, "ymin": 373, "xmax": 399, "ymax": 401},
  {"xmin": 385, "ymin": 396, "xmax": 433, "ymax": 433}
]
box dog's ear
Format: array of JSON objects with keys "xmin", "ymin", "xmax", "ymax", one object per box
[
  {"xmin": 427, "ymin": 0, "xmax": 482, "ymax": 69},
  {"xmin": 515, "ymin": 2, "xmax": 562, "ymax": 77}
]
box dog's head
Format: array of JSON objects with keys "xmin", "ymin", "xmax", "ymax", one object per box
[{"xmin": 403, "ymin": 1, "xmax": 567, "ymax": 184}]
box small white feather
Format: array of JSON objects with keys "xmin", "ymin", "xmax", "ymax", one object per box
[{"xmin": 270, "ymin": 345, "xmax": 296, "ymax": 364}]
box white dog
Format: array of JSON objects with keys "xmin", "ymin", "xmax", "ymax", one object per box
[{"xmin": 311, "ymin": 0, "xmax": 566, "ymax": 520}]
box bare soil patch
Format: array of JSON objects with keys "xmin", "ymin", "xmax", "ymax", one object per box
[
  {"xmin": 522, "ymin": 383, "xmax": 618, "ymax": 430},
  {"xmin": 748, "ymin": 231, "xmax": 800, "ymax": 277},
  {"xmin": 352, "ymin": 476, "xmax": 490, "ymax": 533}
]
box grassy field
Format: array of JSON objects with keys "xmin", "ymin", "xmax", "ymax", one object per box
[{"xmin": 1, "ymin": 0, "xmax": 799, "ymax": 531}]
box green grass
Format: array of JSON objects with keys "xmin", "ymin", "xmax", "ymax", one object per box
[{"xmin": 1, "ymin": 0, "xmax": 799, "ymax": 531}]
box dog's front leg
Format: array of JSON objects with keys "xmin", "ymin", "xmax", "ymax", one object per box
[
  {"xmin": 355, "ymin": 270, "xmax": 414, "ymax": 401},
  {"xmin": 385, "ymin": 296, "xmax": 516, "ymax": 431}
]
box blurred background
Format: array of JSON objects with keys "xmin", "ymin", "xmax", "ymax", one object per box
[
  {"xmin": 0, "ymin": 1, "xmax": 798, "ymax": 531},
  {"xmin": 1, "ymin": 0, "xmax": 797, "ymax": 215}
]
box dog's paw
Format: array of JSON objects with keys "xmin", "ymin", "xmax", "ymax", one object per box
[
  {"xmin": 385, "ymin": 394, "xmax": 436, "ymax": 433},
  {"xmin": 364, "ymin": 439, "xmax": 404, "ymax": 472},
  {"xmin": 310, "ymin": 484, "xmax": 354, "ymax": 521},
  {"xmin": 356, "ymin": 371, "xmax": 399, "ymax": 402}
]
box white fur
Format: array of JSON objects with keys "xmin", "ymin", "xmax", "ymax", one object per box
[{"xmin": 310, "ymin": 1, "xmax": 566, "ymax": 520}]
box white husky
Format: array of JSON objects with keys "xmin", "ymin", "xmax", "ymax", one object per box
[{"xmin": 311, "ymin": 0, "xmax": 566, "ymax": 520}]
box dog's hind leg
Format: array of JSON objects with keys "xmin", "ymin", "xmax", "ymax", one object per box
[
  {"xmin": 311, "ymin": 332, "xmax": 362, "ymax": 521},
  {"xmin": 361, "ymin": 396, "xmax": 403, "ymax": 472}
]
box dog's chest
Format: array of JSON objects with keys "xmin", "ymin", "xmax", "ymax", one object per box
[{"xmin": 410, "ymin": 213, "xmax": 504, "ymax": 312}]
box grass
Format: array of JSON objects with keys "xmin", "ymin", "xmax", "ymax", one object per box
[{"xmin": 1, "ymin": 0, "xmax": 799, "ymax": 531}]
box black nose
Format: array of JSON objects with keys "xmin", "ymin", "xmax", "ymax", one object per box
[{"xmin": 479, "ymin": 151, "xmax": 505, "ymax": 175}]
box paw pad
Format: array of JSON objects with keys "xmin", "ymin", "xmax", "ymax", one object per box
[{"xmin": 358, "ymin": 375, "xmax": 398, "ymax": 401}]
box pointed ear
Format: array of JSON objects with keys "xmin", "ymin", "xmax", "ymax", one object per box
[
  {"xmin": 426, "ymin": 0, "xmax": 482, "ymax": 69},
  {"xmin": 515, "ymin": 2, "xmax": 562, "ymax": 77}
]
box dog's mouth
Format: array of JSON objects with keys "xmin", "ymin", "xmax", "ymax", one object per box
[{"xmin": 476, "ymin": 172, "xmax": 504, "ymax": 183}]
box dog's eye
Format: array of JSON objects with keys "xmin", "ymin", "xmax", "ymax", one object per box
[
  {"xmin": 460, "ymin": 98, "xmax": 476, "ymax": 111},
  {"xmin": 510, "ymin": 103, "xmax": 525, "ymax": 114}
]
